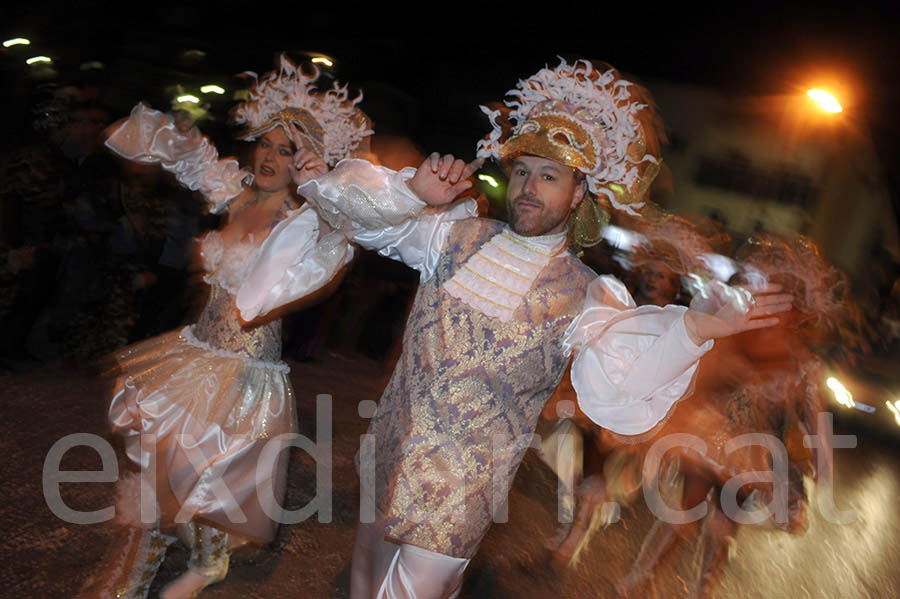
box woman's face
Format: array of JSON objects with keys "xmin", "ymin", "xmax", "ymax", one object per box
[
  {"xmin": 638, "ymin": 261, "xmax": 680, "ymax": 307},
  {"xmin": 252, "ymin": 127, "xmax": 295, "ymax": 192}
]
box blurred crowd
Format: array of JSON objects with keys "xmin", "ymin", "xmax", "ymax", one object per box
[{"xmin": 1, "ymin": 82, "xmax": 205, "ymax": 364}]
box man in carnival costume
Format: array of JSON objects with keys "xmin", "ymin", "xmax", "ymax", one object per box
[{"xmin": 273, "ymin": 59, "xmax": 792, "ymax": 598}]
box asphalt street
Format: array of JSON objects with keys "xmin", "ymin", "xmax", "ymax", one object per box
[{"xmin": 2, "ymin": 355, "xmax": 899, "ymax": 598}]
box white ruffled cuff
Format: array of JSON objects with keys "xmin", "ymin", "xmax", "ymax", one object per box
[
  {"xmin": 296, "ymin": 158, "xmax": 425, "ymax": 231},
  {"xmin": 235, "ymin": 207, "xmax": 355, "ymax": 321},
  {"xmin": 105, "ymin": 103, "xmax": 250, "ymax": 214},
  {"xmin": 353, "ymin": 199, "xmax": 478, "ymax": 282},
  {"xmin": 564, "ymin": 276, "xmax": 713, "ymax": 436}
]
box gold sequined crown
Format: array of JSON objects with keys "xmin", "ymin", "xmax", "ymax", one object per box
[{"xmin": 231, "ymin": 54, "xmax": 372, "ymax": 166}]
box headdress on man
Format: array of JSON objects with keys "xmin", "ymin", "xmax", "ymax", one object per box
[
  {"xmin": 477, "ymin": 59, "xmax": 662, "ymax": 252},
  {"xmin": 231, "ymin": 54, "xmax": 373, "ymax": 166}
]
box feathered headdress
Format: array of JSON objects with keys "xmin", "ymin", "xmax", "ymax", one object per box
[
  {"xmin": 231, "ymin": 54, "xmax": 373, "ymax": 166},
  {"xmin": 477, "ymin": 58, "xmax": 659, "ymax": 216},
  {"xmin": 736, "ymin": 233, "xmax": 853, "ymax": 335}
]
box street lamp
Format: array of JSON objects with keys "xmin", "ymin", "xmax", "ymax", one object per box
[{"xmin": 807, "ymin": 89, "xmax": 843, "ymax": 113}]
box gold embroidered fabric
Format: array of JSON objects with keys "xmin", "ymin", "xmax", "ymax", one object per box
[
  {"xmin": 192, "ymin": 284, "xmax": 283, "ymax": 363},
  {"xmin": 368, "ymin": 218, "xmax": 596, "ymax": 558}
]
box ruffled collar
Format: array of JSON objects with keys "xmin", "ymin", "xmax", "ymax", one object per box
[
  {"xmin": 502, "ymin": 226, "xmax": 568, "ymax": 256},
  {"xmin": 441, "ymin": 226, "xmax": 569, "ymax": 322}
]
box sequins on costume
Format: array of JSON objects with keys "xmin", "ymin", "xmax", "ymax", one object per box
[
  {"xmin": 108, "ymin": 208, "xmax": 297, "ymax": 543},
  {"xmin": 370, "ymin": 217, "xmax": 595, "ymax": 558}
]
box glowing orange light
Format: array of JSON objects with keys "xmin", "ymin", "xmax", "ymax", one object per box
[
  {"xmin": 807, "ymin": 89, "xmax": 843, "ymax": 113},
  {"xmin": 311, "ymin": 56, "xmax": 334, "ymax": 67}
]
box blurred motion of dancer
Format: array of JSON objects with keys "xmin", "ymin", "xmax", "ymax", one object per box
[
  {"xmin": 542, "ymin": 244, "xmax": 687, "ymax": 569},
  {"xmin": 81, "ymin": 55, "xmax": 370, "ymax": 599},
  {"xmin": 262, "ymin": 58, "xmax": 792, "ymax": 599},
  {"xmin": 619, "ymin": 236, "xmax": 846, "ymax": 598},
  {"xmin": 552, "ymin": 234, "xmax": 847, "ymax": 599}
]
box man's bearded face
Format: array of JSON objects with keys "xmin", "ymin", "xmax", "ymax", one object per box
[{"xmin": 506, "ymin": 155, "xmax": 584, "ymax": 237}]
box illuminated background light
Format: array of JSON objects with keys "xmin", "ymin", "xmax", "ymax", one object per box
[
  {"xmin": 200, "ymin": 85, "xmax": 225, "ymax": 95},
  {"xmin": 807, "ymin": 89, "xmax": 843, "ymax": 113},
  {"xmin": 3, "ymin": 38, "xmax": 31, "ymax": 47},
  {"xmin": 26, "ymin": 56, "xmax": 52, "ymax": 65},
  {"xmin": 478, "ymin": 174, "xmax": 499, "ymax": 188},
  {"xmin": 886, "ymin": 400, "xmax": 900, "ymax": 427},
  {"xmin": 176, "ymin": 94, "xmax": 200, "ymax": 104},
  {"xmin": 826, "ymin": 377, "xmax": 854, "ymax": 408},
  {"xmin": 311, "ymin": 56, "xmax": 334, "ymax": 67},
  {"xmin": 602, "ymin": 225, "xmax": 646, "ymax": 252}
]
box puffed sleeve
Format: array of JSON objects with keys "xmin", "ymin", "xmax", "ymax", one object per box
[
  {"xmin": 297, "ymin": 158, "xmax": 478, "ymax": 282},
  {"xmin": 105, "ymin": 103, "xmax": 250, "ymax": 214},
  {"xmin": 234, "ymin": 206, "xmax": 354, "ymax": 321},
  {"xmin": 563, "ymin": 275, "xmax": 714, "ymax": 436}
]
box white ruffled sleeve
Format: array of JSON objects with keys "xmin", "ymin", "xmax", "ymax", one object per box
[
  {"xmin": 297, "ymin": 158, "xmax": 478, "ymax": 282},
  {"xmin": 563, "ymin": 275, "xmax": 714, "ymax": 436},
  {"xmin": 234, "ymin": 206, "xmax": 355, "ymax": 321},
  {"xmin": 105, "ymin": 103, "xmax": 250, "ymax": 214}
]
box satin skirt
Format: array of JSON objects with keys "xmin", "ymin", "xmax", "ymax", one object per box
[{"xmin": 108, "ymin": 328, "xmax": 297, "ymax": 543}]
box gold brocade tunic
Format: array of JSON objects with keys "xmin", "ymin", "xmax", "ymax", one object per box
[{"xmin": 371, "ymin": 217, "xmax": 596, "ymax": 558}]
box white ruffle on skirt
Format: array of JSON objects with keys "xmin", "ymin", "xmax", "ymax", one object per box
[{"xmin": 108, "ymin": 328, "xmax": 296, "ymax": 543}]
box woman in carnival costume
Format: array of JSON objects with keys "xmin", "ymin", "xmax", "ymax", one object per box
[{"xmin": 82, "ymin": 54, "xmax": 371, "ymax": 599}]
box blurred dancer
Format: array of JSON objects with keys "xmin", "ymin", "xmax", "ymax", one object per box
[
  {"xmin": 82, "ymin": 55, "xmax": 370, "ymax": 599},
  {"xmin": 544, "ymin": 240, "xmax": 689, "ymax": 570},
  {"xmin": 267, "ymin": 59, "xmax": 791, "ymax": 598},
  {"xmin": 556, "ymin": 234, "xmax": 842, "ymax": 599}
]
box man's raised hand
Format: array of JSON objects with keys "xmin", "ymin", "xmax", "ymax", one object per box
[
  {"xmin": 683, "ymin": 283, "xmax": 794, "ymax": 345},
  {"xmin": 409, "ymin": 153, "xmax": 485, "ymax": 206}
]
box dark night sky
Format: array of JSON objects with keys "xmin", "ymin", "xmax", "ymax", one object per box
[{"xmin": 4, "ymin": 1, "xmax": 900, "ymax": 202}]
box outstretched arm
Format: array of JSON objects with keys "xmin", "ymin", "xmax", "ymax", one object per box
[
  {"xmin": 683, "ymin": 282, "xmax": 793, "ymax": 345},
  {"xmin": 104, "ymin": 103, "xmax": 249, "ymax": 214},
  {"xmin": 565, "ymin": 277, "xmax": 792, "ymax": 437}
]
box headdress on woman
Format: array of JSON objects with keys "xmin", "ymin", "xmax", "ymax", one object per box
[
  {"xmin": 231, "ymin": 54, "xmax": 373, "ymax": 166},
  {"xmin": 736, "ymin": 233, "xmax": 854, "ymax": 335},
  {"xmin": 477, "ymin": 59, "xmax": 662, "ymax": 251}
]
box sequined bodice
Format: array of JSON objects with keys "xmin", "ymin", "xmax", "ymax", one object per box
[
  {"xmin": 192, "ymin": 283, "xmax": 282, "ymax": 362},
  {"xmin": 190, "ymin": 221, "xmax": 285, "ymax": 363}
]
